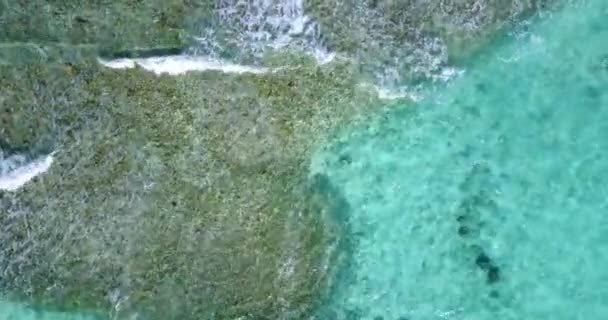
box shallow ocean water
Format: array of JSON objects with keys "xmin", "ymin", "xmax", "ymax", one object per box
[
  {"xmin": 313, "ymin": 0, "xmax": 608, "ymax": 319},
  {"xmin": 2, "ymin": 0, "xmax": 608, "ymax": 319},
  {"xmin": 0, "ymin": 301, "xmax": 100, "ymax": 320}
]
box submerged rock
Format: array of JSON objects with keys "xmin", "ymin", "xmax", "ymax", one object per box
[
  {"xmin": 0, "ymin": 43, "xmax": 99, "ymax": 65},
  {"xmin": 0, "ymin": 0, "xmax": 212, "ymax": 57},
  {"xmin": 305, "ymin": 0, "xmax": 564, "ymax": 85},
  {"xmin": 0, "ymin": 61, "xmax": 370, "ymax": 319}
]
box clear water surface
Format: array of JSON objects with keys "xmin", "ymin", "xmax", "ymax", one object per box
[{"xmin": 313, "ymin": 0, "xmax": 608, "ymax": 319}]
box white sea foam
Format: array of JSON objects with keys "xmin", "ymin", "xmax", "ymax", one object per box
[
  {"xmin": 373, "ymin": 86, "xmax": 421, "ymax": 101},
  {"xmin": 371, "ymin": 65, "xmax": 463, "ymax": 101},
  {"xmin": 0, "ymin": 153, "xmax": 55, "ymax": 192},
  {"xmin": 197, "ymin": 0, "xmax": 334, "ymax": 65},
  {"xmin": 98, "ymin": 55, "xmax": 270, "ymax": 75}
]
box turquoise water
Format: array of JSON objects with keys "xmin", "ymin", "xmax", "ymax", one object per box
[
  {"xmin": 3, "ymin": 1, "xmax": 608, "ymax": 320},
  {"xmin": 314, "ymin": 1, "xmax": 608, "ymax": 319},
  {"xmin": 0, "ymin": 301, "xmax": 101, "ymax": 320}
]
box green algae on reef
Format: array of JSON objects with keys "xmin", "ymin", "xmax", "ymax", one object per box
[
  {"xmin": 0, "ymin": 43, "xmax": 99, "ymax": 65},
  {"xmin": 0, "ymin": 0, "xmax": 213, "ymax": 54},
  {"xmin": 0, "ymin": 59, "xmax": 375, "ymax": 319}
]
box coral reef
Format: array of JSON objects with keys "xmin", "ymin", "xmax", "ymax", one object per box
[{"xmin": 0, "ymin": 59, "xmax": 371, "ymax": 319}]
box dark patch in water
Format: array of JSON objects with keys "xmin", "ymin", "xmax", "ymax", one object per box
[
  {"xmin": 458, "ymin": 225, "xmax": 471, "ymax": 236},
  {"xmin": 584, "ymin": 85, "xmax": 601, "ymax": 101},
  {"xmin": 476, "ymin": 82, "xmax": 488, "ymax": 93},
  {"xmin": 487, "ymin": 265, "xmax": 501, "ymax": 284},
  {"xmin": 74, "ymin": 16, "xmax": 89, "ymax": 23},
  {"xmin": 339, "ymin": 153, "xmax": 353, "ymax": 165},
  {"xmin": 601, "ymin": 54, "xmax": 608, "ymax": 69},
  {"xmin": 475, "ymin": 252, "xmax": 501, "ymax": 284},
  {"xmin": 455, "ymin": 164, "xmax": 504, "ymax": 287},
  {"xmin": 0, "ymin": 139, "xmax": 30, "ymax": 157},
  {"xmin": 344, "ymin": 308, "xmax": 363, "ymax": 320},
  {"xmin": 464, "ymin": 105, "xmax": 482, "ymax": 118},
  {"xmin": 475, "ymin": 252, "xmax": 492, "ymax": 269},
  {"xmin": 99, "ymin": 47, "xmax": 184, "ymax": 59}
]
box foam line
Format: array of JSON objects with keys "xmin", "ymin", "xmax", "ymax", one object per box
[
  {"xmin": 0, "ymin": 153, "xmax": 55, "ymax": 192},
  {"xmin": 98, "ymin": 55, "xmax": 269, "ymax": 75}
]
